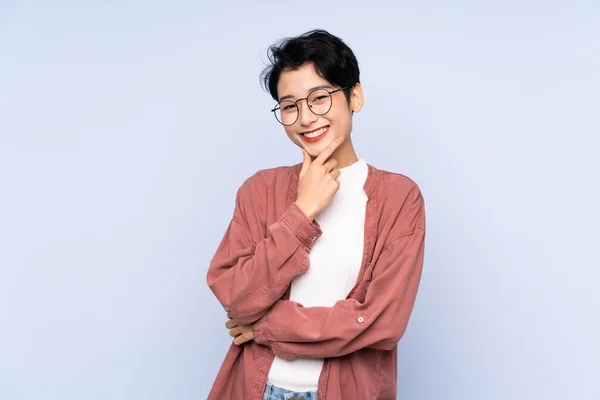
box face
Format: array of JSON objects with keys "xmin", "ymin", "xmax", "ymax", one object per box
[{"xmin": 276, "ymin": 63, "xmax": 363, "ymax": 159}]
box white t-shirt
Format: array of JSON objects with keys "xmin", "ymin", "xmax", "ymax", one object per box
[{"xmin": 267, "ymin": 158, "xmax": 369, "ymax": 391}]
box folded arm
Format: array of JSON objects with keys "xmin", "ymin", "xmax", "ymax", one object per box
[
  {"xmin": 253, "ymin": 185, "xmax": 426, "ymax": 359},
  {"xmin": 207, "ymin": 177, "xmax": 322, "ymax": 325}
]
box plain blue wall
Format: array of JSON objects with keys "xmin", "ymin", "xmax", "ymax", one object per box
[{"xmin": 1, "ymin": 1, "xmax": 599, "ymax": 399}]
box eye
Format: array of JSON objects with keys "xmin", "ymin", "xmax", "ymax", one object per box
[
  {"xmin": 282, "ymin": 104, "xmax": 296, "ymax": 111},
  {"xmin": 310, "ymin": 95, "xmax": 329, "ymax": 105}
]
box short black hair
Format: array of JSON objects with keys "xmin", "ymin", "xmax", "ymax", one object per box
[{"xmin": 261, "ymin": 29, "xmax": 360, "ymax": 103}]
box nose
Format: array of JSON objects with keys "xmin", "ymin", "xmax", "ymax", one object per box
[{"xmin": 298, "ymin": 99, "xmax": 318, "ymax": 126}]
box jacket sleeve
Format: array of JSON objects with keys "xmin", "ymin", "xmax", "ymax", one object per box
[
  {"xmin": 206, "ymin": 176, "xmax": 322, "ymax": 325},
  {"xmin": 252, "ymin": 185, "xmax": 425, "ymax": 360}
]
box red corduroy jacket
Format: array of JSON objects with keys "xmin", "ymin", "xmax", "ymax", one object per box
[{"xmin": 207, "ymin": 161, "xmax": 426, "ymax": 400}]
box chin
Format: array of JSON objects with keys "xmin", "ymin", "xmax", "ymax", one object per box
[{"xmin": 297, "ymin": 134, "xmax": 338, "ymax": 157}]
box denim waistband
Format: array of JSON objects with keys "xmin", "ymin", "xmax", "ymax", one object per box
[{"xmin": 262, "ymin": 382, "xmax": 318, "ymax": 400}]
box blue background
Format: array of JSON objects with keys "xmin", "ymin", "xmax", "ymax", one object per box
[{"xmin": 1, "ymin": 1, "xmax": 599, "ymax": 399}]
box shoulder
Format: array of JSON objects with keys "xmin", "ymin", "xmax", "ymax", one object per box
[
  {"xmin": 235, "ymin": 164, "xmax": 296, "ymax": 202},
  {"xmin": 371, "ymin": 165, "xmax": 425, "ymax": 232},
  {"xmin": 375, "ymin": 167, "xmax": 423, "ymax": 202},
  {"xmin": 230, "ymin": 164, "xmax": 295, "ymax": 229}
]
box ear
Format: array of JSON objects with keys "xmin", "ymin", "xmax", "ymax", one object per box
[{"xmin": 349, "ymin": 83, "xmax": 364, "ymax": 113}]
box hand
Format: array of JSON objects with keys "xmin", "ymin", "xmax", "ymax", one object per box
[
  {"xmin": 295, "ymin": 136, "xmax": 345, "ymax": 220},
  {"xmin": 226, "ymin": 316, "xmax": 255, "ymax": 346}
]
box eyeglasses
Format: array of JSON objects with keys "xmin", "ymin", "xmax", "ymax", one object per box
[{"xmin": 271, "ymin": 87, "xmax": 347, "ymax": 126}]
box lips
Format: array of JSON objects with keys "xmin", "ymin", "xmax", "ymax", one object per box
[{"xmin": 300, "ymin": 126, "xmax": 329, "ymax": 143}]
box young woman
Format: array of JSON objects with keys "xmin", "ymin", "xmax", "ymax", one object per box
[{"xmin": 206, "ymin": 29, "xmax": 426, "ymax": 400}]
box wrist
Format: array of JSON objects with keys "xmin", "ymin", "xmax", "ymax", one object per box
[{"xmin": 295, "ymin": 200, "xmax": 316, "ymax": 221}]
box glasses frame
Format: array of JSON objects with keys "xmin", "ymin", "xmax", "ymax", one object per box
[{"xmin": 270, "ymin": 87, "xmax": 348, "ymax": 126}]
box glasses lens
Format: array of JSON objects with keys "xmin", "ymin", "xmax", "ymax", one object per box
[
  {"xmin": 308, "ymin": 89, "xmax": 332, "ymax": 115},
  {"xmin": 275, "ymin": 101, "xmax": 298, "ymax": 125}
]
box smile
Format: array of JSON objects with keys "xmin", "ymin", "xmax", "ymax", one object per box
[{"xmin": 301, "ymin": 126, "xmax": 329, "ymax": 142}]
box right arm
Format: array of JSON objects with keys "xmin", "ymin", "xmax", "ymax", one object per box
[
  {"xmin": 206, "ymin": 177, "xmax": 322, "ymax": 325},
  {"xmin": 211, "ymin": 137, "xmax": 345, "ymax": 328}
]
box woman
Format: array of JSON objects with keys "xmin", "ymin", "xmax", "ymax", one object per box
[{"xmin": 206, "ymin": 29, "xmax": 426, "ymax": 400}]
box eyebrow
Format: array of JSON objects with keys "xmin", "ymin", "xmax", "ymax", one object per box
[{"xmin": 279, "ymin": 85, "xmax": 334, "ymax": 102}]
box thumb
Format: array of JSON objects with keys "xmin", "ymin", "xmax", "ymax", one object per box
[{"xmin": 300, "ymin": 150, "xmax": 311, "ymax": 178}]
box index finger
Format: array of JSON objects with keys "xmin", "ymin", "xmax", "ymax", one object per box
[{"xmin": 314, "ymin": 136, "xmax": 345, "ymax": 165}]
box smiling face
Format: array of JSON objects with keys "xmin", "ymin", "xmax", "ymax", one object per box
[{"xmin": 276, "ymin": 63, "xmax": 364, "ymax": 164}]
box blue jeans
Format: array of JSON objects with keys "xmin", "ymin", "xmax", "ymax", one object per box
[{"xmin": 262, "ymin": 382, "xmax": 318, "ymax": 400}]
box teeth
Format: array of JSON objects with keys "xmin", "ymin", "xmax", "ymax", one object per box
[{"xmin": 304, "ymin": 127, "xmax": 328, "ymax": 138}]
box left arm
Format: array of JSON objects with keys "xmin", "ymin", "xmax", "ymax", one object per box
[{"xmin": 252, "ymin": 186, "xmax": 426, "ymax": 360}]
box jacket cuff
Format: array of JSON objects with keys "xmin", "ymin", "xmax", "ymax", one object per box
[
  {"xmin": 253, "ymin": 313, "xmax": 270, "ymax": 345},
  {"xmin": 280, "ymin": 202, "xmax": 322, "ymax": 251}
]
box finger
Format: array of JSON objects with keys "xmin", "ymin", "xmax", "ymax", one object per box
[
  {"xmin": 229, "ymin": 326, "xmax": 242, "ymax": 337},
  {"xmin": 299, "ymin": 150, "xmax": 311, "ymax": 178},
  {"xmin": 233, "ymin": 335, "xmax": 247, "ymax": 345},
  {"xmin": 234, "ymin": 332, "xmax": 253, "ymax": 346},
  {"xmin": 225, "ymin": 319, "xmax": 238, "ymax": 329},
  {"xmin": 323, "ymin": 159, "xmax": 338, "ymax": 172},
  {"xmin": 314, "ymin": 136, "xmax": 345, "ymax": 165},
  {"xmin": 329, "ymin": 168, "xmax": 341, "ymax": 180}
]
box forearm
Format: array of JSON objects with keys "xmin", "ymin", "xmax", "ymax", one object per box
[
  {"xmin": 253, "ymin": 227, "xmax": 425, "ymax": 359},
  {"xmin": 207, "ymin": 202, "xmax": 322, "ymax": 324}
]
